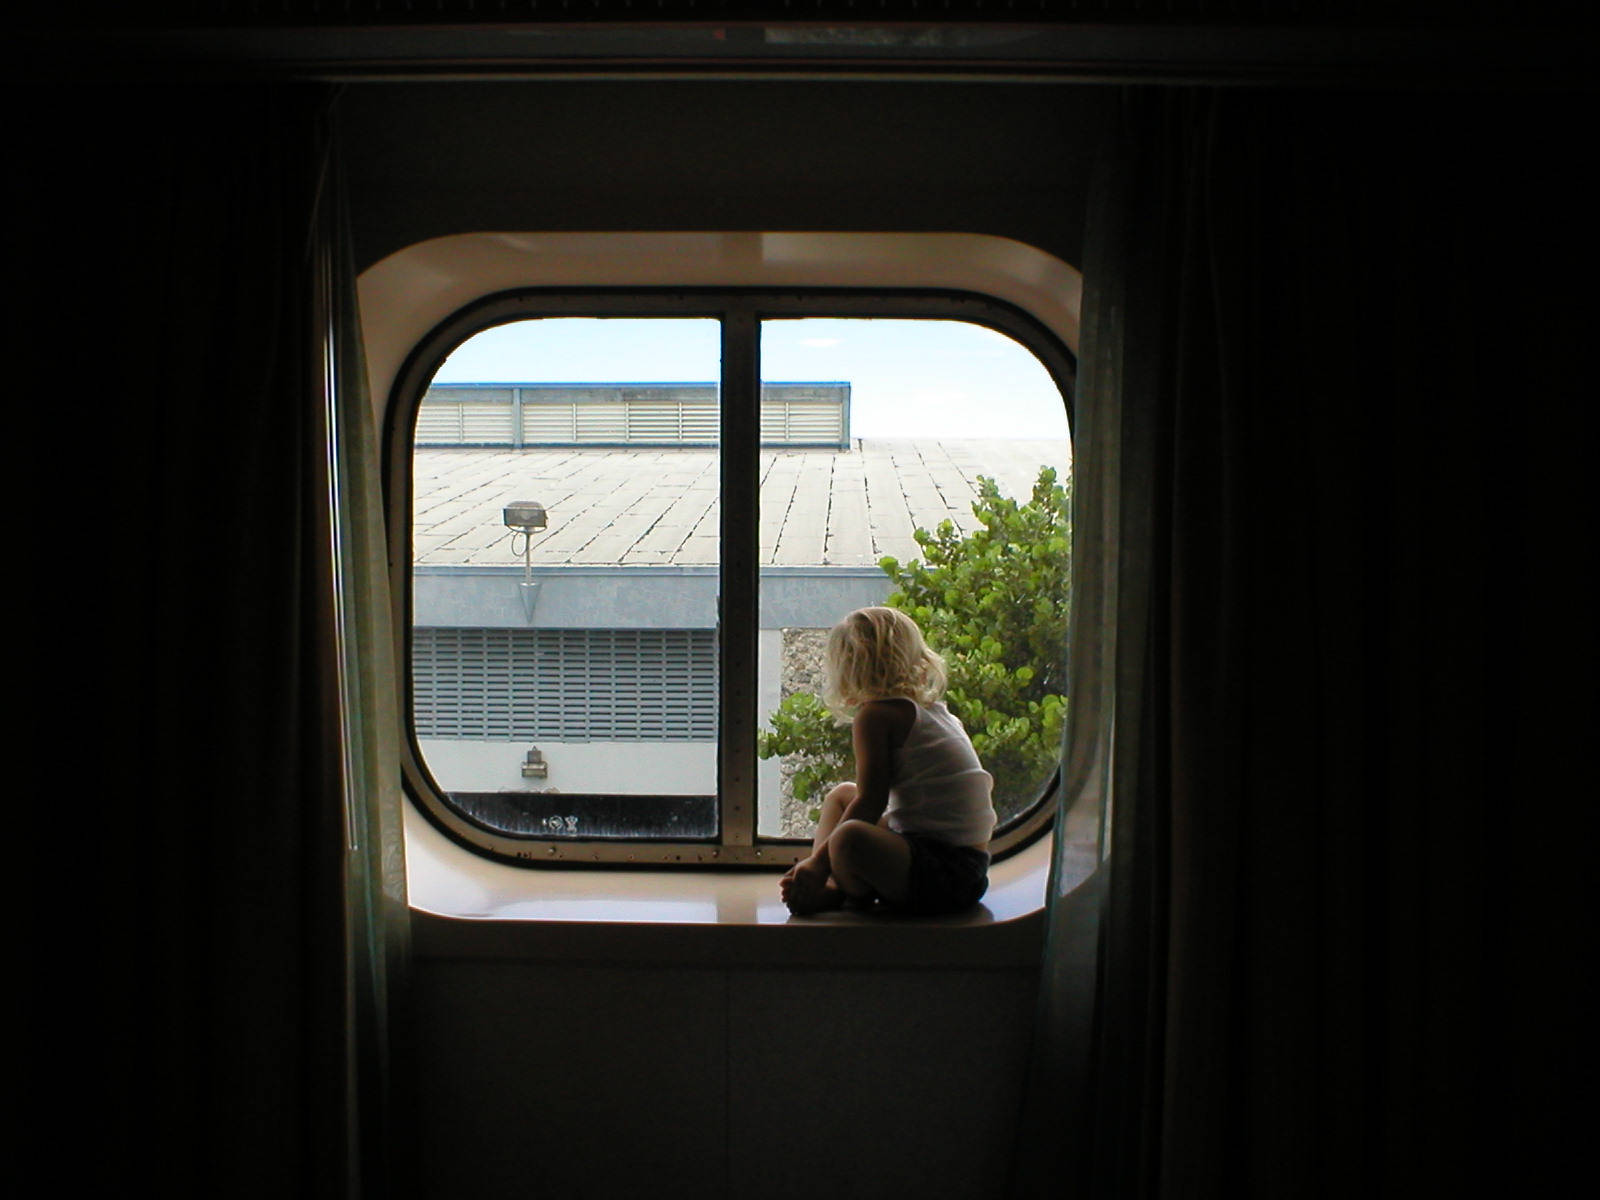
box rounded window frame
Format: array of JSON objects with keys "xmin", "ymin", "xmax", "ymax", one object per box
[{"xmin": 385, "ymin": 286, "xmax": 1076, "ymax": 869}]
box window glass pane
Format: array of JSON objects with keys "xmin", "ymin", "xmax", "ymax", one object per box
[
  {"xmin": 755, "ymin": 319, "xmax": 1071, "ymax": 838},
  {"xmin": 412, "ymin": 318, "xmax": 722, "ymax": 839}
]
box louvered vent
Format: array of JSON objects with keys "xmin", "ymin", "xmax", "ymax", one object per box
[
  {"xmin": 413, "ymin": 627, "xmax": 718, "ymax": 741},
  {"xmin": 418, "ymin": 383, "xmax": 848, "ymax": 447},
  {"xmin": 759, "ymin": 399, "xmax": 846, "ymax": 445},
  {"xmin": 415, "ymin": 387, "xmax": 519, "ymax": 445}
]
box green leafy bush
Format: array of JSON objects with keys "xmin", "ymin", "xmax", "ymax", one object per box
[
  {"xmin": 758, "ymin": 467, "xmax": 1070, "ymax": 826},
  {"xmin": 758, "ymin": 691, "xmax": 855, "ymax": 820}
]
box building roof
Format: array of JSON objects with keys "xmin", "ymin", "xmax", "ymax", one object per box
[{"xmin": 413, "ymin": 439, "xmax": 1071, "ymax": 571}]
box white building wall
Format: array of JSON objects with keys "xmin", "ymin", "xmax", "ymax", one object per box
[{"xmin": 421, "ymin": 738, "xmax": 716, "ymax": 795}]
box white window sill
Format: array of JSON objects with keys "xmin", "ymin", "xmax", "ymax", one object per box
[{"xmin": 407, "ymin": 802, "xmax": 1055, "ymax": 967}]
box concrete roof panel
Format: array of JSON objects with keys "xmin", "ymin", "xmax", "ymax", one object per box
[{"xmin": 414, "ymin": 439, "xmax": 1068, "ymax": 571}]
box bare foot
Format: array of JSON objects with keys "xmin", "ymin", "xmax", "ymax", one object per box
[{"xmin": 780, "ymin": 873, "xmax": 849, "ymax": 916}]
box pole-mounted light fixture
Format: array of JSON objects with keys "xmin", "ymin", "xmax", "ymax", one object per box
[
  {"xmin": 504, "ymin": 501, "xmax": 548, "ymax": 623},
  {"xmin": 503, "ymin": 501, "xmax": 547, "ymax": 535}
]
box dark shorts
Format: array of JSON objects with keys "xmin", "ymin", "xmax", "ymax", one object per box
[{"xmin": 890, "ymin": 831, "xmax": 991, "ymax": 916}]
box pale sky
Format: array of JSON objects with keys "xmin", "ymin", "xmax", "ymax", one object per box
[{"xmin": 432, "ymin": 317, "xmax": 1069, "ymax": 441}]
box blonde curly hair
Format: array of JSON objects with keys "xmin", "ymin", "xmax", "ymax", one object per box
[{"xmin": 823, "ymin": 606, "xmax": 947, "ymax": 715}]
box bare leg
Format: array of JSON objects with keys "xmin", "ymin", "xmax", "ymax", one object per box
[
  {"xmin": 827, "ymin": 820, "xmax": 914, "ymax": 908},
  {"xmin": 811, "ymin": 782, "xmax": 855, "ymax": 852},
  {"xmin": 780, "ymin": 783, "xmax": 857, "ymax": 914}
]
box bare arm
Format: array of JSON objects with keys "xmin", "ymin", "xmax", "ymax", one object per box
[{"xmin": 843, "ymin": 699, "xmax": 902, "ymax": 824}]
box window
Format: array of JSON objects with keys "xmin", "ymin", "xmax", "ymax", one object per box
[{"xmin": 389, "ymin": 288, "xmax": 1074, "ymax": 867}]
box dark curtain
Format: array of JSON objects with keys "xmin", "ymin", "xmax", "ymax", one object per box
[
  {"xmin": 1016, "ymin": 88, "xmax": 1590, "ymax": 1198},
  {"xmin": 18, "ymin": 86, "xmax": 403, "ymax": 1198}
]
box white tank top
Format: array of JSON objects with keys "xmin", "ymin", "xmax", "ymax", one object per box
[{"xmin": 884, "ymin": 700, "xmax": 997, "ymax": 848}]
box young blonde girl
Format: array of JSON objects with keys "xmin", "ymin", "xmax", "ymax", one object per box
[{"xmin": 780, "ymin": 607, "xmax": 997, "ymax": 916}]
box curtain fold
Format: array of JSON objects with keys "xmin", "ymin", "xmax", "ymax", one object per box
[
  {"xmin": 1018, "ymin": 86, "xmax": 1588, "ymax": 1198},
  {"xmin": 313, "ymin": 95, "xmax": 412, "ymax": 1199},
  {"xmin": 22, "ymin": 84, "xmax": 406, "ymax": 1198},
  {"xmin": 1010, "ymin": 107, "xmax": 1142, "ymax": 1199}
]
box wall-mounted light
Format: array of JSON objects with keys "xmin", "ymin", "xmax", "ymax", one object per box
[{"xmin": 504, "ymin": 501, "xmax": 548, "ymax": 623}]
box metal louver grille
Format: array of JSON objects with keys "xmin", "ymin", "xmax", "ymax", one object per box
[
  {"xmin": 759, "ymin": 399, "xmax": 846, "ymax": 446},
  {"xmin": 415, "ymin": 399, "xmax": 517, "ymax": 445},
  {"xmin": 418, "ymin": 383, "xmax": 847, "ymax": 447},
  {"xmin": 413, "ymin": 627, "xmax": 718, "ymax": 741},
  {"xmin": 624, "ymin": 399, "xmax": 720, "ymax": 443}
]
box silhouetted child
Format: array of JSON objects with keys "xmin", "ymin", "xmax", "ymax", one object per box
[{"xmin": 780, "ymin": 607, "xmax": 996, "ymax": 916}]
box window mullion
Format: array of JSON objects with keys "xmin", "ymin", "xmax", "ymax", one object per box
[{"xmin": 719, "ymin": 305, "xmax": 760, "ymax": 847}]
